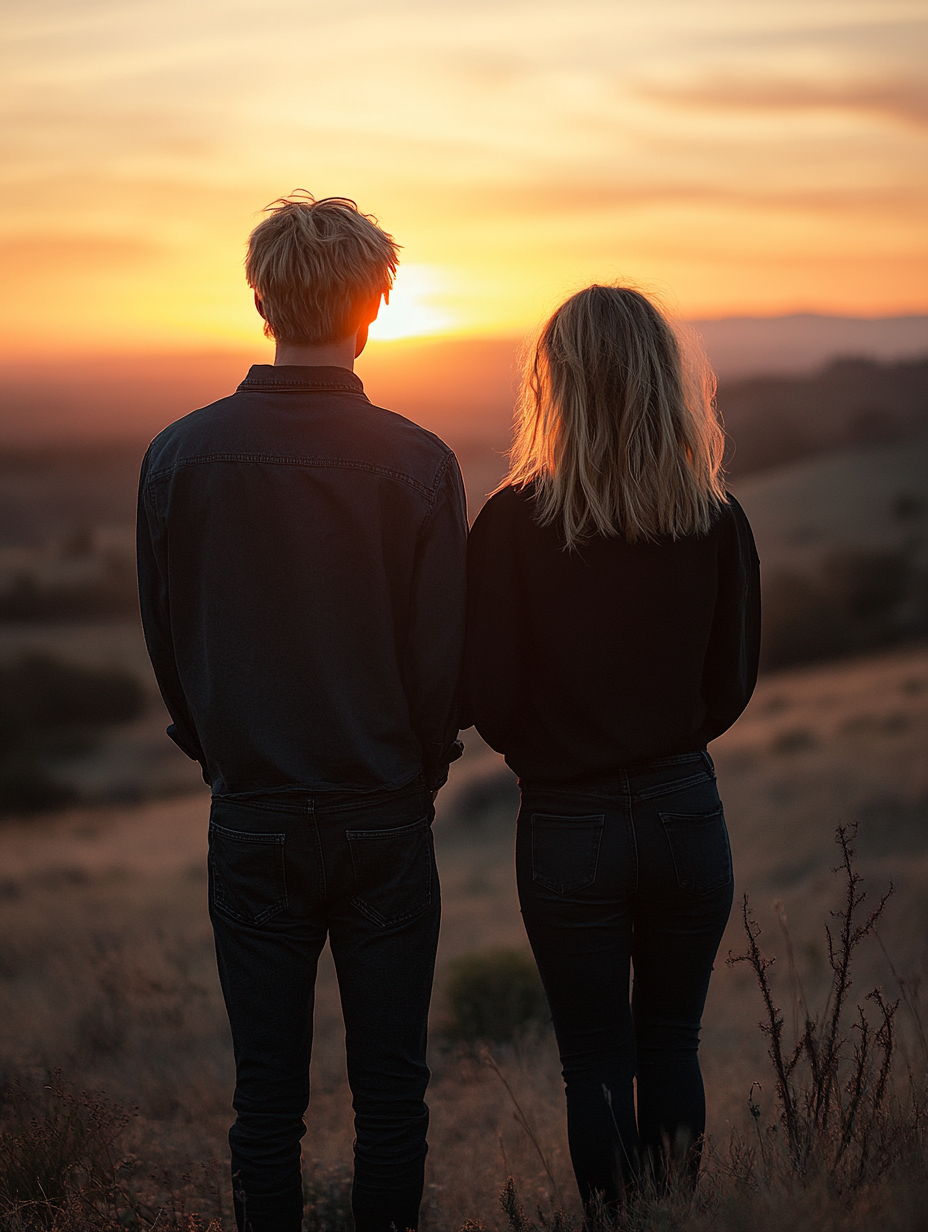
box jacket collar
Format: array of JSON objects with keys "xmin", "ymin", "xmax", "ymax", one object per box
[{"xmin": 237, "ymin": 365, "xmax": 366, "ymax": 394}]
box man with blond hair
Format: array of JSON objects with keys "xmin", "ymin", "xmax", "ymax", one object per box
[{"xmin": 137, "ymin": 193, "xmax": 467, "ymax": 1232}]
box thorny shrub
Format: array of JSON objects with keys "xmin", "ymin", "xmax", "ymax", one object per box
[
  {"xmin": 441, "ymin": 947, "xmax": 548, "ymax": 1047},
  {"xmin": 0, "ymin": 1071, "xmax": 224, "ymax": 1230},
  {"xmin": 725, "ymin": 823, "xmax": 922, "ymax": 1191}
]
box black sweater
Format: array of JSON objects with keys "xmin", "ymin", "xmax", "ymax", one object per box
[{"xmin": 462, "ymin": 484, "xmax": 760, "ymax": 783}]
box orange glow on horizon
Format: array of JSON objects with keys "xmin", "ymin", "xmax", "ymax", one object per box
[{"xmin": 1, "ymin": 1, "xmax": 926, "ymax": 360}]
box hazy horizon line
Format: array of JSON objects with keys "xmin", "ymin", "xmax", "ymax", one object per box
[{"xmin": 2, "ymin": 309, "xmax": 928, "ymax": 368}]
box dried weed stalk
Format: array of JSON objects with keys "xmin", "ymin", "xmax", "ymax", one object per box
[
  {"xmin": 0, "ymin": 1071, "xmax": 224, "ymax": 1230},
  {"xmin": 727, "ymin": 823, "xmax": 901, "ymax": 1186}
]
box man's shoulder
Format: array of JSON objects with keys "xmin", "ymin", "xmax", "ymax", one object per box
[
  {"xmin": 141, "ymin": 393, "xmax": 242, "ymax": 477},
  {"xmin": 141, "ymin": 382, "xmax": 456, "ymax": 494},
  {"xmin": 361, "ymin": 399, "xmax": 456, "ymax": 466}
]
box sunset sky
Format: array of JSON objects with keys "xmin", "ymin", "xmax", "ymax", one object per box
[{"xmin": 2, "ymin": 0, "xmax": 926, "ymax": 356}]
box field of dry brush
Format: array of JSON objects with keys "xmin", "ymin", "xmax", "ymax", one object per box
[{"xmin": 1, "ymin": 644, "xmax": 926, "ymax": 1229}]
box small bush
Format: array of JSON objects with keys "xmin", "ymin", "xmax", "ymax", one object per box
[
  {"xmin": 822, "ymin": 548, "xmax": 910, "ymax": 620},
  {"xmin": 1, "ymin": 654, "xmax": 145, "ymax": 732},
  {"xmin": 0, "ymin": 1071, "xmax": 131, "ymax": 1229},
  {"xmin": 0, "ymin": 1072, "xmax": 227, "ymax": 1230},
  {"xmin": 0, "ymin": 758, "xmax": 77, "ymax": 815},
  {"xmin": 760, "ymin": 549, "xmax": 925, "ymax": 671},
  {"xmin": 442, "ymin": 948, "xmax": 548, "ymax": 1046},
  {"xmin": 760, "ymin": 569, "xmax": 847, "ymax": 670},
  {"xmin": 452, "ymin": 767, "xmax": 520, "ymax": 828},
  {"xmin": 302, "ymin": 1162, "xmax": 353, "ymax": 1232},
  {"xmin": 0, "ymin": 654, "xmax": 146, "ymax": 815},
  {"xmin": 770, "ymin": 727, "xmax": 817, "ymax": 755},
  {"xmin": 0, "ymin": 558, "xmax": 139, "ymax": 621}
]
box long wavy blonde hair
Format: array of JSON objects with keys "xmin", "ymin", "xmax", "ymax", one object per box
[{"xmin": 506, "ymin": 284, "xmax": 726, "ymax": 548}]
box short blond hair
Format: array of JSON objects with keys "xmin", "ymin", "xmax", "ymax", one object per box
[
  {"xmin": 507, "ymin": 284, "xmax": 726, "ymax": 547},
  {"xmin": 245, "ymin": 191, "xmax": 400, "ymax": 345}
]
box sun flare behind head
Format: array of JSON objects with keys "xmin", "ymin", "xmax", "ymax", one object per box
[{"xmin": 368, "ymin": 265, "xmax": 457, "ymax": 341}]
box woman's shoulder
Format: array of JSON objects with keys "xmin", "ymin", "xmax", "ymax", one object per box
[
  {"xmin": 713, "ymin": 492, "xmax": 760, "ymax": 563},
  {"xmin": 471, "ymin": 483, "xmax": 536, "ymax": 527}
]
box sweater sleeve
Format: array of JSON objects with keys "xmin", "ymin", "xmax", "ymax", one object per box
[
  {"xmin": 460, "ymin": 489, "xmax": 525, "ymax": 749},
  {"xmin": 701, "ymin": 495, "xmax": 761, "ymax": 737}
]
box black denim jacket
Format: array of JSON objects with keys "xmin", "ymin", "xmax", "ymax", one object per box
[{"xmin": 137, "ymin": 365, "xmax": 467, "ymax": 797}]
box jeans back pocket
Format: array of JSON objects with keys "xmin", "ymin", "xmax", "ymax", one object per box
[
  {"xmin": 659, "ymin": 807, "xmax": 732, "ymax": 895},
  {"xmin": 347, "ymin": 816, "xmax": 434, "ymax": 928},
  {"xmin": 531, "ymin": 814, "xmax": 604, "ymax": 896},
  {"xmin": 208, "ymin": 822, "xmax": 288, "ymax": 925}
]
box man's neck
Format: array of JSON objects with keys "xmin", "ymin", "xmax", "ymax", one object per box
[{"xmin": 273, "ymin": 336, "xmax": 357, "ymax": 370}]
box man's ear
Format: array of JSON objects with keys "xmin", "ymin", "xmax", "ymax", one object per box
[
  {"xmin": 353, "ymin": 292, "xmax": 383, "ymax": 358},
  {"xmin": 254, "ymin": 291, "xmax": 266, "ymax": 320},
  {"xmin": 363, "ymin": 291, "xmax": 384, "ymax": 326}
]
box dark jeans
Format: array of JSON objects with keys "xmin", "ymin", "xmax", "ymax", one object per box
[
  {"xmin": 516, "ymin": 752, "xmax": 733, "ymax": 1208},
  {"xmin": 207, "ymin": 781, "xmax": 439, "ymax": 1232}
]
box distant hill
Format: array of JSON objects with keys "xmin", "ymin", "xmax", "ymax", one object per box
[
  {"xmin": 733, "ymin": 435, "xmax": 928, "ymax": 576},
  {"xmin": 733, "ymin": 436, "xmax": 928, "ymax": 668},
  {"xmin": 718, "ymin": 356, "xmax": 928, "ymax": 479},
  {"xmin": 690, "ymin": 314, "xmax": 928, "ymax": 380}
]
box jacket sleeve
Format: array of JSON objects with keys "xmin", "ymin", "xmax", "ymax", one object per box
[
  {"xmin": 136, "ymin": 454, "xmax": 208, "ymax": 775},
  {"xmin": 460, "ymin": 491, "xmax": 524, "ymax": 751},
  {"xmin": 701, "ymin": 494, "xmax": 761, "ymax": 736},
  {"xmin": 402, "ymin": 453, "xmax": 468, "ymax": 791}
]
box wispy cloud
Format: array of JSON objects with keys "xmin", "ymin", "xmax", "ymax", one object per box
[
  {"xmin": 640, "ymin": 77, "xmax": 928, "ymax": 129},
  {"xmin": 1, "ymin": 0, "xmax": 926, "ymax": 351},
  {"xmin": 0, "ymin": 234, "xmax": 164, "ymax": 276}
]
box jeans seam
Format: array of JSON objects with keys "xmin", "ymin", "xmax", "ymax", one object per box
[
  {"xmin": 312, "ymin": 780, "xmax": 426, "ymax": 816},
  {"xmin": 213, "ymin": 798, "xmax": 303, "ymax": 816},
  {"xmin": 633, "ymin": 771, "xmax": 714, "ymax": 802},
  {"xmin": 627, "ymin": 801, "xmax": 640, "ymax": 895},
  {"xmin": 310, "ymin": 811, "xmax": 326, "ymax": 901}
]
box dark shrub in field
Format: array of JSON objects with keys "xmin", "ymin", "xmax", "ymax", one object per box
[
  {"xmin": 442, "ymin": 947, "xmax": 548, "ymax": 1046},
  {"xmin": 0, "ymin": 758, "xmax": 77, "ymax": 815},
  {"xmin": 0, "ymin": 558, "xmax": 139, "ymax": 621},
  {"xmin": 0, "ymin": 1072, "xmax": 227, "ymax": 1230},
  {"xmin": 760, "ymin": 569, "xmax": 847, "ymax": 669},
  {"xmin": 0, "ymin": 1072, "xmax": 131, "ymax": 1229},
  {"xmin": 2, "ymin": 654, "xmax": 145, "ymax": 732},
  {"xmin": 0, "ymin": 654, "xmax": 146, "ymax": 814},
  {"xmin": 822, "ymin": 548, "xmax": 911, "ymax": 620},
  {"xmin": 760, "ymin": 548, "xmax": 926, "ymax": 670}
]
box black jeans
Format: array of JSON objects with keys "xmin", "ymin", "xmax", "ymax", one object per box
[
  {"xmin": 516, "ymin": 753, "xmax": 733, "ymax": 1207},
  {"xmin": 207, "ymin": 781, "xmax": 439, "ymax": 1232}
]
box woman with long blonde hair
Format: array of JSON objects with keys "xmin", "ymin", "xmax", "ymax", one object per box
[{"xmin": 462, "ymin": 285, "xmax": 760, "ymax": 1211}]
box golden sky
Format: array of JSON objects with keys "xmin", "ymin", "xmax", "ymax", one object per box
[{"xmin": 1, "ymin": 0, "xmax": 926, "ymax": 355}]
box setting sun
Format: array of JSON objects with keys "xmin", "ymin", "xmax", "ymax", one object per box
[
  {"xmin": 1, "ymin": 0, "xmax": 926, "ymax": 359},
  {"xmin": 368, "ymin": 265, "xmax": 457, "ymax": 341}
]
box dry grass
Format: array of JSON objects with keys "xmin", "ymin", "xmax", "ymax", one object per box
[{"xmin": 1, "ymin": 644, "xmax": 926, "ymax": 1229}]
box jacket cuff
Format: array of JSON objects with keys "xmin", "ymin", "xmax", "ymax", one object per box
[
  {"xmin": 166, "ymin": 722, "xmax": 205, "ymax": 765},
  {"xmin": 425, "ymin": 739, "xmax": 464, "ymax": 792}
]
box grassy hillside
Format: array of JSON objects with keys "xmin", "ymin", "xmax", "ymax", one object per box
[
  {"xmin": 733, "ymin": 436, "xmax": 928, "ymax": 667},
  {"xmin": 1, "ymin": 644, "xmax": 925, "ymax": 1228},
  {"xmin": 719, "ymin": 356, "xmax": 928, "ymax": 479},
  {"xmin": 732, "ymin": 434, "xmax": 928, "ymax": 575}
]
